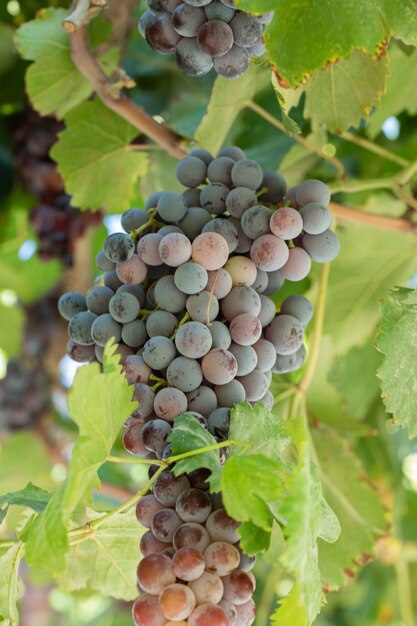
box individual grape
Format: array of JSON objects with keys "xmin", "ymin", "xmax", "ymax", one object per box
[
  {"xmin": 154, "ymin": 275, "xmax": 187, "ymax": 313},
  {"xmin": 238, "ymin": 548, "xmax": 256, "ymax": 572},
  {"xmin": 280, "ymin": 247, "xmax": 312, "ymax": 281},
  {"xmin": 296, "ymin": 179, "xmax": 331, "ymax": 207},
  {"xmin": 152, "ymin": 509, "xmax": 183, "ymax": 543},
  {"xmin": 251, "ymin": 268, "xmax": 268, "ymax": 293},
  {"xmin": 205, "ymin": 269, "xmax": 233, "ymax": 300},
  {"xmin": 281, "ymin": 294, "xmax": 313, "ymax": 326},
  {"xmin": 200, "ymin": 183, "xmax": 229, "ymax": 215},
  {"xmin": 176, "ymin": 37, "xmax": 214, "ymax": 77},
  {"xmin": 229, "ymin": 343, "xmax": 257, "ymax": 376},
  {"xmin": 235, "ymin": 599, "xmax": 256, "ymax": 626},
  {"xmin": 116, "ymin": 254, "xmax": 147, "ymax": 284},
  {"xmin": 66, "ymin": 340, "xmax": 95, "ymax": 363},
  {"xmin": 218, "ymin": 145, "xmax": 246, "ymax": 160},
  {"xmin": 104, "ymin": 270, "xmax": 123, "ymax": 291},
  {"xmin": 300, "ymin": 202, "xmax": 332, "ymax": 235},
  {"xmin": 122, "ymin": 354, "xmax": 151, "ymax": 384},
  {"xmin": 146, "ymin": 311, "xmax": 178, "ymax": 338},
  {"xmin": 182, "ymin": 187, "xmax": 202, "ymax": 206},
  {"xmin": 86, "ymin": 286, "xmax": 113, "ymax": 315},
  {"xmin": 174, "ymin": 262, "xmax": 208, "ymax": 294},
  {"xmin": 109, "ymin": 292, "xmax": 140, "ymax": 323},
  {"xmin": 270, "ymin": 207, "xmax": 303, "ymax": 241},
  {"xmin": 248, "ymin": 39, "xmax": 266, "ymax": 57},
  {"xmin": 252, "ymin": 339, "xmax": 276, "ymax": 371},
  {"xmin": 283, "ymin": 186, "xmax": 299, "ymax": 207},
  {"xmin": 273, "ymin": 344, "xmax": 307, "ymax": 373},
  {"xmin": 204, "ymin": 0, "xmax": 235, "ymax": 20},
  {"xmin": 96, "ymin": 250, "xmax": 115, "ymax": 272},
  {"xmin": 207, "ymin": 407, "xmax": 230, "ymax": 437},
  {"xmin": 230, "ymin": 12, "xmax": 262, "ymax": 46},
  {"xmin": 122, "ymin": 320, "xmax": 148, "ymax": 348},
  {"xmin": 206, "ymin": 508, "xmax": 240, "ymax": 542},
  {"xmin": 159, "ymin": 233, "xmax": 192, "ymax": 267},
  {"xmin": 176, "ymin": 488, "xmax": 212, "ymax": 523},
  {"xmin": 173, "ymin": 3, "xmax": 207, "ymax": 36},
  {"xmin": 68, "ymin": 311, "xmax": 97, "ymax": 345},
  {"xmin": 214, "ymin": 379, "xmax": 246, "ymax": 406},
  {"xmin": 146, "ymin": 191, "xmax": 165, "ymax": 210},
  {"xmin": 140, "ymin": 530, "xmax": 167, "ymax": 557},
  {"xmin": 141, "ymin": 419, "xmax": 172, "ymax": 455},
  {"xmin": 266, "ymin": 314, "xmax": 304, "ymax": 355},
  {"xmin": 137, "ymin": 553, "xmax": 176, "ymax": 595},
  {"xmin": 223, "ymin": 569, "xmax": 255, "ymax": 605},
  {"xmin": 154, "ymin": 471, "xmax": 190, "ymax": 506},
  {"xmin": 219, "ymin": 599, "xmax": 238, "ymax": 625},
  {"xmin": 229, "ymin": 217, "xmax": 252, "ymax": 254},
  {"xmin": 143, "ymin": 336, "xmax": 176, "ymax": 370},
  {"xmin": 262, "ymin": 270, "xmax": 285, "ymax": 296},
  {"xmin": 302, "ymin": 229, "xmax": 340, "ymax": 263},
  {"xmin": 58, "ymin": 291, "xmax": 87, "ymax": 320},
  {"xmin": 259, "ymin": 389, "xmax": 274, "ymax": 410},
  {"xmin": 173, "ymin": 522, "xmax": 211, "ymax": 552},
  {"xmin": 197, "ymin": 20, "xmax": 234, "ymax": 57},
  {"xmin": 157, "ymin": 192, "xmax": 188, "ymax": 222},
  {"xmin": 231, "ymin": 159, "xmax": 263, "ymax": 190},
  {"xmin": 211, "ymin": 492, "xmax": 224, "ymax": 510},
  {"xmin": 208, "ymin": 321, "xmax": 232, "ymax": 350},
  {"xmin": 121, "ymin": 208, "xmax": 148, "ymax": 233},
  {"xmin": 188, "ymin": 574, "xmax": 224, "ymax": 606},
  {"xmin": 250, "ymin": 234, "xmax": 289, "ymax": 272},
  {"xmin": 91, "ymin": 314, "xmax": 122, "ymax": 346},
  {"xmin": 206, "ymin": 156, "xmax": 235, "ymax": 186},
  {"xmin": 187, "ymin": 386, "xmax": 218, "ymax": 416},
  {"xmin": 238, "ymin": 369, "xmax": 268, "ymax": 401},
  {"xmin": 104, "ymin": 232, "xmax": 135, "ymax": 263},
  {"xmin": 159, "ymin": 584, "xmax": 196, "ymax": 621},
  {"xmin": 172, "ymin": 547, "xmax": 206, "ymax": 581},
  {"xmin": 176, "ymin": 155, "xmax": 208, "ymax": 186},
  {"xmin": 241, "ymin": 205, "xmax": 272, "ymax": 239},
  {"xmin": 145, "ymin": 12, "xmax": 181, "ymax": 53},
  {"xmin": 123, "ymin": 422, "xmax": 149, "ymax": 456},
  {"xmin": 166, "ymin": 357, "xmax": 203, "ymax": 392},
  {"xmin": 136, "ymin": 494, "xmax": 166, "ymax": 529},
  {"xmin": 117, "ymin": 284, "xmax": 146, "ymax": 308},
  {"xmin": 137, "ymin": 233, "xmax": 164, "ymax": 266},
  {"xmin": 179, "ymin": 207, "xmax": 212, "ymax": 240},
  {"xmin": 201, "ymin": 349, "xmax": 238, "ymax": 385},
  {"xmin": 202, "ymin": 218, "xmax": 238, "ymax": 253},
  {"xmin": 204, "ymin": 541, "xmax": 240, "ymax": 576},
  {"xmin": 259, "ymin": 170, "xmax": 287, "ymax": 203},
  {"xmin": 188, "ymin": 148, "xmax": 213, "ymax": 165},
  {"xmin": 221, "ymin": 286, "xmax": 261, "ymax": 321},
  {"xmin": 230, "ymin": 313, "xmax": 262, "ymax": 346},
  {"xmin": 224, "ymin": 256, "xmax": 257, "ymax": 287},
  {"xmin": 214, "ymin": 44, "xmax": 250, "ymax": 78},
  {"xmin": 158, "ymin": 225, "xmax": 184, "ymax": 236},
  {"xmin": 154, "ymin": 387, "xmax": 188, "ymax": 421},
  {"xmin": 226, "ymin": 187, "xmax": 257, "ymax": 218},
  {"xmin": 192, "ymin": 232, "xmax": 229, "ymax": 270},
  {"xmin": 132, "ymin": 594, "xmax": 166, "ymax": 626},
  {"xmin": 187, "ymin": 468, "xmax": 211, "ymax": 490},
  {"xmin": 186, "ymin": 291, "xmax": 219, "ymax": 323},
  {"xmin": 175, "ymin": 322, "xmax": 213, "ymax": 358}
]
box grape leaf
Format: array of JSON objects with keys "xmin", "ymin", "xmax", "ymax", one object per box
[
  {"xmin": 57, "ymin": 509, "xmax": 141, "ymax": 601},
  {"xmin": 0, "ymin": 483, "xmax": 50, "ymax": 514},
  {"xmin": 328, "ymin": 341, "xmax": 382, "ymax": 421},
  {"xmin": 0, "ymin": 543, "xmax": 24, "ymax": 626},
  {"xmin": 271, "ymin": 582, "xmax": 309, "ymax": 626},
  {"xmin": 312, "ymin": 427, "xmax": 386, "ymax": 588},
  {"xmin": 195, "ymin": 65, "xmax": 270, "ymax": 153},
  {"xmin": 238, "ymin": 522, "xmax": 272, "ymax": 555},
  {"xmin": 51, "ymin": 99, "xmax": 149, "ymax": 212},
  {"xmin": 228, "ymin": 402, "xmax": 291, "ymax": 459},
  {"xmin": 0, "ymin": 303, "xmax": 24, "ymax": 357},
  {"xmin": 23, "ymin": 342, "xmax": 137, "ymax": 575},
  {"xmin": 168, "ymin": 414, "xmax": 222, "ymax": 491},
  {"xmin": 376, "ymin": 287, "xmax": 417, "ymax": 437},
  {"xmin": 304, "ymin": 51, "xmax": 388, "ymax": 132}
]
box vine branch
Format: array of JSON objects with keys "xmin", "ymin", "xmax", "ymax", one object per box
[
  {"xmin": 63, "ymin": 0, "xmax": 109, "ymax": 33},
  {"xmin": 330, "ymin": 202, "xmax": 417, "ymax": 234}
]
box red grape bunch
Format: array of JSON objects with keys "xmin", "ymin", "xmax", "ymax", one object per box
[
  {"xmin": 58, "ymin": 145, "xmax": 340, "ymax": 625},
  {"xmin": 138, "ymin": 0, "xmax": 273, "ymax": 78}
]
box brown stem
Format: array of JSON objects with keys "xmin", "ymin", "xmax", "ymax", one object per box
[
  {"xmin": 69, "ymin": 27, "xmax": 187, "ymax": 159},
  {"xmin": 330, "ymin": 202, "xmax": 417, "ymax": 234},
  {"xmin": 63, "ymin": 0, "xmax": 109, "ymax": 33}
]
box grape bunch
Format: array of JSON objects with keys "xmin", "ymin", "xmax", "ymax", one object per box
[
  {"xmin": 138, "ymin": 0, "xmax": 273, "ymax": 78},
  {"xmin": 58, "ymin": 145, "xmax": 339, "ymax": 625}
]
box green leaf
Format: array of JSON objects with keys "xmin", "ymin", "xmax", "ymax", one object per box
[
  {"xmin": 0, "ymin": 543, "xmax": 24, "ymax": 626},
  {"xmin": 271, "ymin": 583, "xmax": 309, "ymax": 626},
  {"xmin": 24, "ymin": 342, "xmax": 137, "ymax": 575},
  {"xmin": 304, "ymin": 51, "xmax": 388, "ymax": 132},
  {"xmin": 51, "ymin": 99, "xmax": 149, "ymax": 212},
  {"xmin": 238, "ymin": 521, "xmax": 272, "ymax": 554},
  {"xmin": 0, "ymin": 303, "xmax": 24, "ymax": 357},
  {"xmin": 368, "ymin": 43, "xmax": 417, "ymax": 137},
  {"xmin": 168, "ymin": 414, "xmax": 222, "ymax": 492},
  {"xmin": 228, "ymin": 402, "xmax": 291, "ymax": 459},
  {"xmin": 376, "ymin": 287, "xmax": 417, "ymax": 437},
  {"xmin": 0, "ymin": 23, "xmax": 16, "ymax": 74},
  {"xmin": 0, "ymin": 483, "xmax": 50, "ymax": 514},
  {"xmin": 194, "ymin": 65, "xmax": 270, "ymax": 154},
  {"xmin": 328, "ymin": 341, "xmax": 382, "ymax": 420},
  {"xmin": 313, "ymin": 428, "xmax": 386, "ymax": 589},
  {"xmin": 57, "ymin": 508, "xmax": 141, "ymax": 601}
]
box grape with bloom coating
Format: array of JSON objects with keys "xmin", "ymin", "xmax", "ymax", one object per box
[
  {"xmin": 201, "ymin": 349, "xmax": 238, "ymax": 385},
  {"xmin": 141, "ymin": 419, "xmax": 172, "ymax": 456},
  {"xmin": 159, "ymin": 233, "xmax": 192, "ymax": 267},
  {"xmin": 280, "ymin": 247, "xmax": 312, "ymax": 281},
  {"xmin": 229, "ymin": 343, "xmax": 257, "ymax": 376},
  {"xmin": 205, "ymin": 508, "xmax": 240, "ymax": 542},
  {"xmin": 250, "ymin": 234, "xmax": 289, "ymax": 272},
  {"xmin": 59, "ymin": 291, "xmax": 87, "ymax": 320},
  {"xmin": 270, "ymin": 207, "xmax": 303, "ymax": 240},
  {"xmin": 221, "ymin": 285, "xmax": 261, "ymax": 321},
  {"xmin": 224, "ymin": 255, "xmax": 257, "ymax": 287},
  {"xmin": 266, "ymin": 314, "xmax": 304, "ymax": 355},
  {"xmin": 300, "ymin": 202, "xmax": 332, "ymax": 234},
  {"xmin": 204, "ymin": 541, "xmax": 240, "ymax": 576},
  {"xmin": 222, "ymin": 569, "xmax": 255, "ymax": 605},
  {"xmin": 281, "ymin": 294, "xmax": 313, "ymax": 326},
  {"xmin": 153, "ymin": 471, "xmax": 190, "ymax": 506},
  {"xmin": 188, "ymin": 572, "xmax": 224, "ymax": 605},
  {"xmin": 175, "ymin": 321, "xmax": 213, "ymax": 358},
  {"xmin": 172, "ymin": 547, "xmax": 206, "ymax": 581},
  {"xmin": 230, "ymin": 313, "xmax": 262, "ymax": 346},
  {"xmin": 152, "ymin": 508, "xmax": 183, "ymax": 543},
  {"xmin": 173, "ymin": 522, "xmax": 211, "ymax": 552},
  {"xmin": 136, "ymin": 553, "xmax": 176, "ymax": 595},
  {"xmin": 154, "ymin": 387, "xmax": 188, "ymax": 421},
  {"xmin": 174, "ymin": 262, "xmax": 208, "ymax": 294},
  {"xmin": 137, "ymin": 233, "xmax": 164, "ymax": 266},
  {"xmin": 166, "ymin": 356, "xmax": 203, "ymax": 392},
  {"xmin": 132, "ymin": 594, "xmax": 166, "ymax": 626},
  {"xmin": 158, "ymin": 583, "xmax": 196, "ymax": 620},
  {"xmin": 302, "ymin": 229, "xmax": 340, "ymax": 263},
  {"xmin": 186, "ymin": 291, "xmax": 219, "ymax": 323},
  {"xmin": 206, "ymin": 268, "xmax": 233, "ymax": 299},
  {"xmin": 176, "ymin": 488, "xmax": 212, "ymax": 523},
  {"xmin": 116, "ymin": 254, "xmax": 147, "ymax": 284},
  {"xmin": 296, "ymin": 179, "xmax": 331, "ymax": 207},
  {"xmin": 192, "ymin": 232, "xmax": 229, "ymax": 270},
  {"xmin": 189, "ymin": 603, "xmax": 229, "ymax": 626},
  {"xmin": 136, "ymin": 494, "xmax": 166, "ymax": 528}
]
